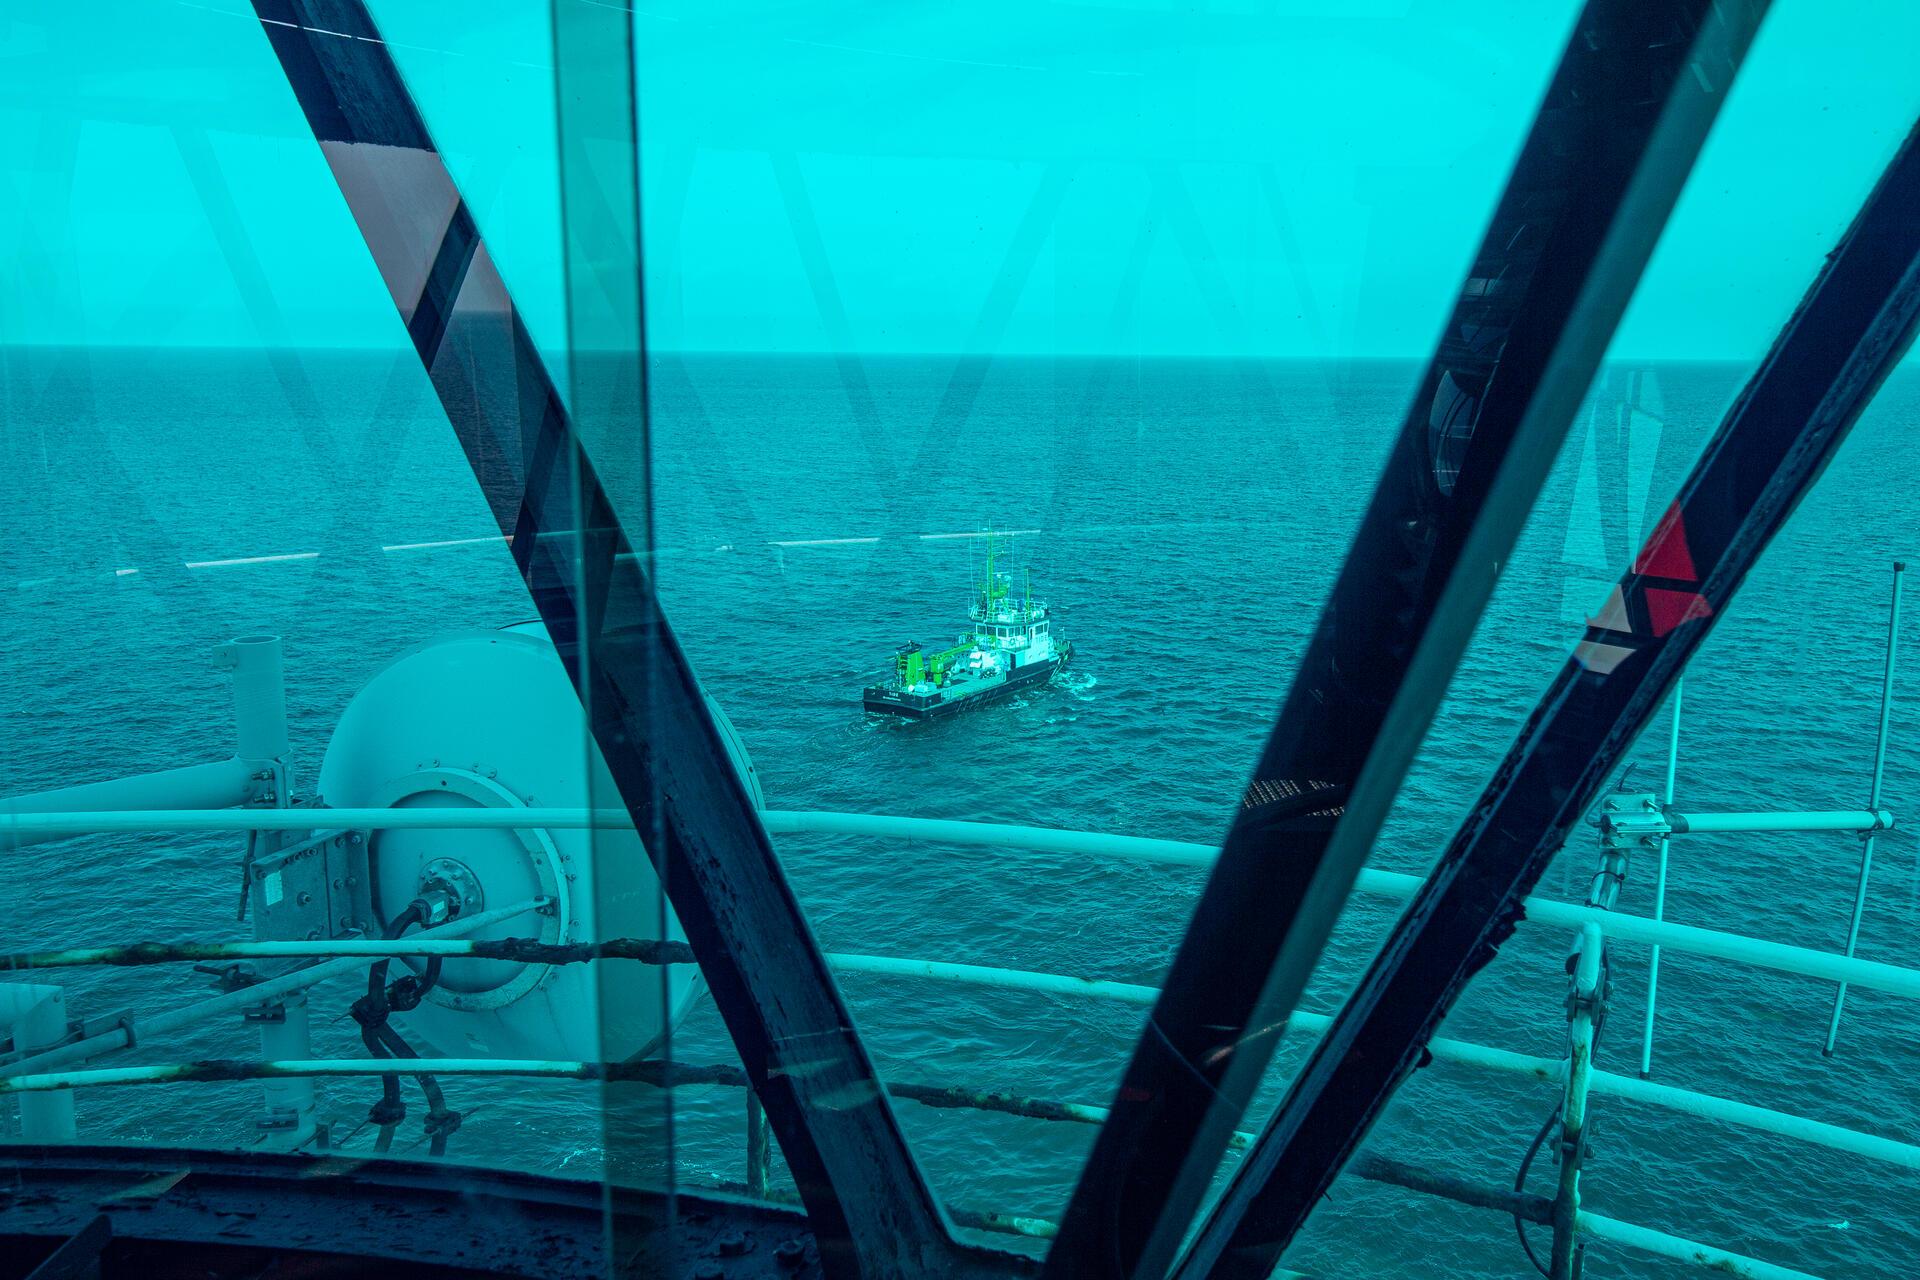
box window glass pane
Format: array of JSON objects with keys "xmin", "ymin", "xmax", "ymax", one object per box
[
  {"xmin": 1, "ymin": 0, "xmax": 657, "ymax": 1238},
  {"xmin": 1270, "ymin": 4, "xmax": 1920, "ymax": 1275},
  {"xmin": 7, "ymin": 0, "xmax": 1920, "ymax": 1277},
  {"xmin": 631, "ymin": 0, "xmax": 1585, "ymax": 1239}
]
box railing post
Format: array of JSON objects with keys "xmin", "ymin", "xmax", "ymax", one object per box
[
  {"xmin": 250, "ymin": 993, "xmax": 318, "ymax": 1148},
  {"xmin": 0, "ymin": 985, "xmax": 77, "ymax": 1140},
  {"xmin": 1551, "ymin": 922, "xmax": 1605, "ymax": 1280},
  {"xmin": 1639, "ymin": 679, "xmax": 1682, "ymax": 1077},
  {"xmin": 746, "ymin": 1087, "xmax": 771, "ymax": 1197},
  {"xmin": 1827, "ymin": 560, "xmax": 1903, "ymax": 1055},
  {"xmin": 216, "ymin": 634, "xmax": 308, "ymax": 1137}
]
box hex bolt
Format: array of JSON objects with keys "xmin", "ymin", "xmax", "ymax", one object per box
[
  {"xmin": 716, "ymin": 1231, "xmax": 751, "ymax": 1257},
  {"xmin": 296, "ymin": 891, "xmax": 313, "ymax": 907},
  {"xmin": 774, "ymin": 1240, "xmax": 806, "ymax": 1268}
]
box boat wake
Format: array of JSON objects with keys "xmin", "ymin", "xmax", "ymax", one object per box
[{"xmin": 1059, "ymin": 670, "xmax": 1099, "ymax": 699}]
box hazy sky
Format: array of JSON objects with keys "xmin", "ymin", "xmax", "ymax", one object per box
[{"xmin": 2, "ymin": 0, "xmax": 1915, "ymax": 359}]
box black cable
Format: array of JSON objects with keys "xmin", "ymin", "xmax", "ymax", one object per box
[
  {"xmin": 1513, "ymin": 1106, "xmax": 1558, "ymax": 1276},
  {"xmin": 372, "ymin": 1018, "xmax": 461, "ymax": 1154},
  {"xmin": 353, "ymin": 904, "xmax": 422, "ymax": 1151},
  {"xmin": 352, "ymin": 901, "xmax": 468, "ymax": 1153},
  {"xmin": 361, "ymin": 1019, "xmax": 405, "ymax": 1153}
]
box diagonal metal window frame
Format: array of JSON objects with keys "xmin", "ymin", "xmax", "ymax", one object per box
[
  {"xmin": 1041, "ymin": 4, "xmax": 1768, "ymax": 1276},
  {"xmin": 242, "ymin": 3, "xmax": 988, "ymax": 1276},
  {"xmin": 1175, "ymin": 116, "xmax": 1920, "ymax": 1280}
]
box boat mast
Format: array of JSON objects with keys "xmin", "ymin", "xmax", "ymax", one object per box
[{"xmin": 984, "ymin": 531, "xmax": 994, "ymax": 613}]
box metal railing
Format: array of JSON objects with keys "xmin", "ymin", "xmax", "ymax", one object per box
[{"xmin": 5, "ymin": 805, "xmax": 1916, "ymax": 1280}]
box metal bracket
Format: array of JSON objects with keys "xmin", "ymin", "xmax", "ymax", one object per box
[
  {"xmin": 1596, "ymin": 793, "xmax": 1668, "ymax": 848},
  {"xmin": 193, "ymin": 962, "xmax": 258, "ymax": 994},
  {"xmin": 247, "ymin": 827, "xmax": 373, "ymax": 943},
  {"xmin": 236, "ymin": 795, "xmax": 329, "ymax": 923},
  {"xmin": 1565, "ymin": 978, "xmax": 1609, "ymax": 1021},
  {"xmin": 244, "ymin": 761, "xmax": 287, "ymax": 808}
]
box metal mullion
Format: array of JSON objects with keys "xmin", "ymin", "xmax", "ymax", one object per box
[
  {"xmin": 1042, "ymin": 5, "xmax": 1765, "ymax": 1277},
  {"xmin": 1178, "ymin": 118, "xmax": 1920, "ymax": 1280},
  {"xmin": 246, "ymin": 3, "xmax": 962, "ymax": 1275}
]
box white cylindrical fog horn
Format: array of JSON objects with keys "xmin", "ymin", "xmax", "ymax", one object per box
[{"xmin": 319, "ymin": 626, "xmax": 715, "ymax": 1062}]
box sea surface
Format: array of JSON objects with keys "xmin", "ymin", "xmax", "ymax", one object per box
[{"xmin": 4, "ymin": 345, "xmax": 1919, "ymax": 1279}]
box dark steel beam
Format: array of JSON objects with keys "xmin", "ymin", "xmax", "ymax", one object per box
[
  {"xmin": 244, "ymin": 4, "xmax": 960, "ymax": 1275},
  {"xmin": 1178, "ymin": 119, "xmax": 1920, "ymax": 1280},
  {"xmin": 1042, "ymin": 5, "xmax": 1765, "ymax": 1277}
]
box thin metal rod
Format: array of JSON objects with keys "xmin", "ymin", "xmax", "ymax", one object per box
[
  {"xmin": 764, "ymin": 810, "xmax": 1216, "ymax": 867},
  {"xmin": 1550, "ymin": 924, "xmax": 1604, "ymax": 1280},
  {"xmin": 11, "ymin": 886, "xmax": 1920, "ymax": 1003},
  {"xmin": 4, "ymin": 1022, "xmax": 1913, "ymax": 1176},
  {"xmin": 0, "ymin": 1058, "xmax": 633, "ymax": 1091},
  {"xmin": 0, "ymin": 759, "xmax": 260, "ymax": 849},
  {"xmin": 1641, "ymin": 678, "xmax": 1683, "ymax": 1076},
  {"xmin": 1586, "ymin": 1065, "xmax": 1920, "ymax": 1170},
  {"xmin": 3, "ymin": 801, "xmax": 1890, "ymax": 844},
  {"xmin": 1523, "ymin": 898, "xmax": 1920, "ymax": 997},
  {"xmin": 900, "ymin": 1083, "xmax": 1557, "ymax": 1219},
  {"xmin": 1576, "ymin": 1212, "xmax": 1822, "ymax": 1280},
  {"xmin": 1666, "ymin": 809, "xmax": 1892, "ymax": 834},
  {"xmin": 1826, "ymin": 559, "xmax": 1905, "ymax": 1054},
  {"xmin": 830, "ymin": 953, "xmax": 1162, "ymax": 1006},
  {"xmin": 1175, "ymin": 111, "xmax": 1920, "ymax": 1280},
  {"xmin": 1, "ymin": 806, "xmax": 1212, "ymax": 841},
  {"xmin": 0, "ymin": 901, "xmax": 543, "ymax": 1078},
  {"xmin": 832, "ymin": 953, "xmax": 1920, "ymax": 1170},
  {"xmin": 736, "ymin": 1154, "xmax": 1549, "ymax": 1248},
  {"xmin": 3, "ymin": 935, "xmax": 686, "ymax": 970},
  {"xmin": 833, "ymin": 933, "xmax": 1920, "ymax": 1042},
  {"xmin": 848, "ymin": 884, "xmax": 1920, "ymax": 1021},
  {"xmin": 0, "ymin": 808, "xmax": 630, "ymax": 838}
]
